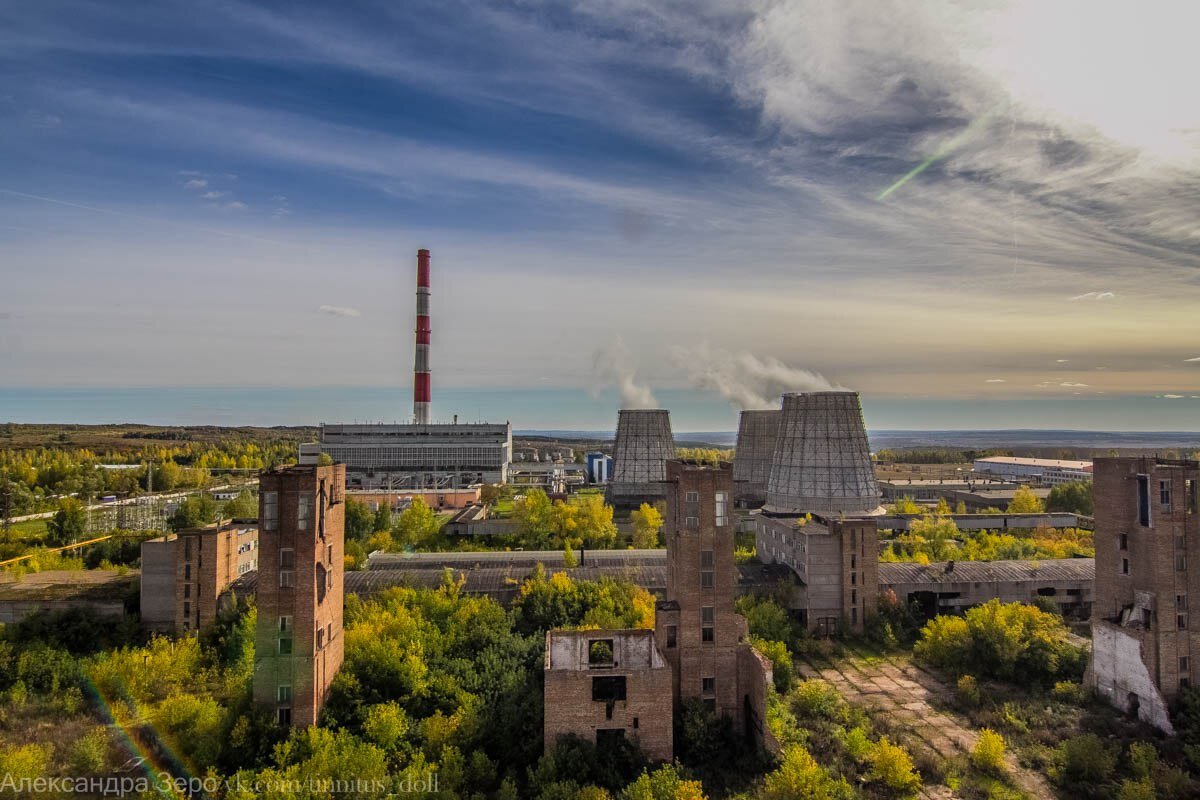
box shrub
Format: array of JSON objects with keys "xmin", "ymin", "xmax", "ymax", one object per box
[
  {"xmin": 1052, "ymin": 680, "xmax": 1083, "ymax": 703},
  {"xmin": 0, "ymin": 743, "xmax": 52, "ymax": 785},
  {"xmin": 620, "ymin": 764, "xmax": 705, "ymax": 800},
  {"xmin": 1127, "ymin": 741, "xmax": 1157, "ymax": 781},
  {"xmin": 70, "ymin": 727, "xmax": 112, "ymax": 774},
  {"xmin": 1116, "ymin": 778, "xmax": 1156, "ymax": 800},
  {"xmin": 971, "ymin": 729, "xmax": 1006, "ymax": 774},
  {"xmin": 759, "ymin": 745, "xmax": 851, "ymax": 800},
  {"xmin": 750, "ymin": 637, "xmax": 794, "ymax": 693},
  {"xmin": 956, "ymin": 674, "xmax": 981, "ymax": 707},
  {"xmin": 865, "ymin": 737, "xmax": 922, "ymax": 796},
  {"xmin": 790, "ymin": 680, "xmax": 845, "ymax": 722},
  {"xmin": 1056, "ymin": 733, "xmax": 1116, "ymax": 788},
  {"xmin": 914, "ymin": 600, "xmax": 1087, "ymax": 684}
]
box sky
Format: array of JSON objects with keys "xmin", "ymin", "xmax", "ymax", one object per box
[{"xmin": 2, "ymin": 1, "xmax": 1200, "ymax": 429}]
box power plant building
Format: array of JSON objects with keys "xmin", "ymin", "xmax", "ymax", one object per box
[
  {"xmin": 732, "ymin": 409, "xmax": 780, "ymax": 506},
  {"xmin": 309, "ymin": 249, "xmax": 513, "ymax": 488},
  {"xmin": 754, "ymin": 391, "xmax": 883, "ymax": 633}
]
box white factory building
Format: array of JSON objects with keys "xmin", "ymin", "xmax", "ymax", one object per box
[{"xmin": 972, "ymin": 456, "xmax": 1092, "ymax": 485}]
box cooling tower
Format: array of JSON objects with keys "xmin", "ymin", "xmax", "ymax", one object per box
[
  {"xmin": 606, "ymin": 409, "xmax": 675, "ymax": 507},
  {"xmin": 732, "ymin": 409, "xmax": 780, "ymax": 506},
  {"xmin": 764, "ymin": 391, "xmax": 881, "ymax": 516}
]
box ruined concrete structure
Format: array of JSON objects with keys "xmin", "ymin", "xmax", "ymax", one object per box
[
  {"xmin": 765, "ymin": 391, "xmax": 881, "ymax": 516},
  {"xmin": 756, "ymin": 513, "xmax": 878, "ymax": 634},
  {"xmin": 1090, "ymin": 457, "xmax": 1199, "ymax": 733},
  {"xmin": 253, "ymin": 463, "xmax": 346, "ymax": 728},
  {"xmin": 606, "ymin": 409, "xmax": 675, "ymax": 508},
  {"xmin": 546, "ymin": 460, "xmax": 774, "ymax": 759},
  {"xmin": 732, "ymin": 409, "xmax": 780, "ymax": 506},
  {"xmin": 139, "ymin": 521, "xmax": 258, "ymax": 634},
  {"xmin": 543, "ymin": 629, "xmax": 674, "ymax": 761}
]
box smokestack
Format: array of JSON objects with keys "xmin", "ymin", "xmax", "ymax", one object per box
[
  {"xmin": 413, "ymin": 248, "xmax": 431, "ymax": 425},
  {"xmin": 733, "ymin": 409, "xmax": 781, "ymax": 506},
  {"xmin": 764, "ymin": 391, "xmax": 881, "ymax": 516}
]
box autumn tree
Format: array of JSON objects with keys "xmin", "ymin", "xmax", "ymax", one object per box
[
  {"xmin": 630, "ymin": 503, "xmax": 663, "ymax": 549},
  {"xmin": 46, "ymin": 498, "xmax": 87, "ymax": 546},
  {"xmin": 1007, "ymin": 486, "xmax": 1044, "ymax": 514}
]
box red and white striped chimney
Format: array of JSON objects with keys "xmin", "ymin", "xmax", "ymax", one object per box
[{"xmin": 413, "ymin": 248, "xmax": 431, "ymax": 424}]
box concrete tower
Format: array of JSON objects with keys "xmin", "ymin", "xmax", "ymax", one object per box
[
  {"xmin": 732, "ymin": 409, "xmax": 781, "ymax": 507},
  {"xmin": 764, "ymin": 391, "xmax": 880, "ymax": 516},
  {"xmin": 606, "ymin": 409, "xmax": 675, "ymax": 508},
  {"xmin": 413, "ymin": 249, "xmax": 431, "ymax": 425}
]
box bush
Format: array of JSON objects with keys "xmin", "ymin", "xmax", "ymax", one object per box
[
  {"xmin": 865, "ymin": 737, "xmax": 921, "ymax": 796},
  {"xmin": 789, "ymin": 680, "xmax": 845, "ymax": 722},
  {"xmin": 1056, "ymin": 733, "xmax": 1116, "ymax": 789},
  {"xmin": 1052, "ymin": 680, "xmax": 1083, "ymax": 703},
  {"xmin": 914, "ymin": 600, "xmax": 1087, "ymax": 684},
  {"xmin": 620, "ymin": 764, "xmax": 705, "ymax": 800},
  {"xmin": 1116, "ymin": 778, "xmax": 1156, "ymax": 800},
  {"xmin": 750, "ymin": 637, "xmax": 794, "ymax": 693},
  {"xmin": 70, "ymin": 727, "xmax": 112, "ymax": 774},
  {"xmin": 971, "ymin": 729, "xmax": 1006, "ymax": 774},
  {"xmin": 956, "ymin": 674, "xmax": 981, "ymax": 707},
  {"xmin": 1127, "ymin": 741, "xmax": 1157, "ymax": 781},
  {"xmin": 758, "ymin": 745, "xmax": 851, "ymax": 800}
]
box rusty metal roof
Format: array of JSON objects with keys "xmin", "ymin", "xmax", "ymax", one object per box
[{"xmin": 879, "ymin": 558, "xmax": 1094, "ymax": 585}]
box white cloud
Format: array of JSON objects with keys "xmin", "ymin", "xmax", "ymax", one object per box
[
  {"xmin": 1069, "ymin": 291, "xmax": 1116, "ymax": 301},
  {"xmin": 1186, "ymin": 357, "xmax": 1200, "ymax": 363},
  {"xmin": 1056, "ymin": 359, "xmax": 1069, "ymax": 363},
  {"xmin": 1059, "ymin": 381, "xmax": 1089, "ymax": 387},
  {"xmin": 200, "ymin": 190, "xmax": 227, "ymax": 200},
  {"xmin": 220, "ymin": 200, "xmax": 246, "ymax": 211},
  {"xmin": 985, "ymin": 378, "xmax": 1006, "ymax": 383},
  {"xmin": 183, "ymin": 178, "xmax": 207, "ymax": 189},
  {"xmin": 1163, "ymin": 394, "xmax": 1185, "ymax": 399},
  {"xmin": 317, "ymin": 304, "xmax": 360, "ymax": 318}
]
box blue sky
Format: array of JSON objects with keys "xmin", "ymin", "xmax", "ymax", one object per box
[{"xmin": 2, "ymin": 1, "xmax": 1200, "ymax": 427}]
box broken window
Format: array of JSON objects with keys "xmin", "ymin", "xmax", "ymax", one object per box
[
  {"xmin": 715, "ymin": 492, "xmax": 727, "ymax": 526},
  {"xmin": 702, "ymin": 627, "xmax": 714, "ymax": 642},
  {"xmin": 1137, "ymin": 475, "xmax": 1150, "ymax": 527},
  {"xmin": 1161, "ymin": 479, "xmax": 1172, "ymax": 508},
  {"xmin": 592, "ymin": 676, "xmax": 626, "ymax": 702},
  {"xmin": 666, "ymin": 625, "xmax": 677, "ymax": 648},
  {"xmin": 588, "ymin": 639, "xmax": 615, "ymax": 666},
  {"xmin": 263, "ymin": 491, "xmax": 278, "ymax": 531},
  {"xmin": 702, "ymin": 677, "xmax": 715, "ymax": 695},
  {"xmin": 1119, "ymin": 534, "xmax": 1128, "ymax": 551},
  {"xmin": 297, "ymin": 494, "xmax": 312, "ymax": 531},
  {"xmin": 596, "ymin": 729, "xmax": 625, "ymax": 747},
  {"xmin": 1189, "ymin": 479, "xmax": 1198, "ymax": 514}
]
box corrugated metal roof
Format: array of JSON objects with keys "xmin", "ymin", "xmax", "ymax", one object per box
[{"xmin": 879, "ymin": 558, "xmax": 1094, "ymax": 585}]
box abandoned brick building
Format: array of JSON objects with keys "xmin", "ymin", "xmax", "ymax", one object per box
[
  {"xmin": 253, "ymin": 463, "xmax": 346, "ymax": 728},
  {"xmin": 544, "ymin": 460, "xmax": 774, "ymax": 759},
  {"xmin": 1090, "ymin": 456, "xmax": 1199, "ymax": 733}
]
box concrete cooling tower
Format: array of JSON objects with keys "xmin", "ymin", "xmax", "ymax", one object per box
[
  {"xmin": 732, "ymin": 409, "xmax": 780, "ymax": 506},
  {"xmin": 764, "ymin": 391, "xmax": 881, "ymax": 516},
  {"xmin": 606, "ymin": 409, "xmax": 675, "ymax": 507}
]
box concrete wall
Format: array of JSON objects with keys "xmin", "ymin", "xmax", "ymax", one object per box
[
  {"xmin": 1091, "ymin": 621, "xmax": 1174, "ymax": 733},
  {"xmin": 0, "ymin": 599, "xmax": 126, "ymax": 624},
  {"xmin": 140, "ymin": 536, "xmax": 176, "ymax": 631}
]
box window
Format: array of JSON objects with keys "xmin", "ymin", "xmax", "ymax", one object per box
[
  {"xmin": 1161, "ymin": 479, "xmax": 1172, "ymax": 507},
  {"xmin": 1182, "ymin": 656, "xmax": 1191, "ymax": 672},
  {"xmin": 277, "ymin": 685, "xmax": 292, "ymax": 703},
  {"xmin": 184, "ymin": 538, "xmax": 192, "ymax": 560},
  {"xmin": 1177, "ymin": 554, "xmax": 1188, "ymax": 572},
  {"xmin": 316, "ymin": 563, "xmax": 328, "ymax": 604},
  {"xmin": 278, "ymin": 637, "xmax": 292, "ymax": 655},
  {"xmin": 702, "ymin": 606, "xmax": 714, "ymax": 624},
  {"xmin": 703, "ymin": 698, "xmax": 716, "ymax": 713},
  {"xmin": 327, "ymin": 544, "xmax": 334, "ymax": 564},
  {"xmin": 183, "ymin": 601, "xmax": 190, "ymax": 618},
  {"xmin": 297, "ymin": 495, "xmax": 311, "ymax": 531},
  {"xmin": 316, "ymin": 626, "xmax": 326, "ymax": 650},
  {"xmin": 588, "ymin": 639, "xmax": 615, "ymax": 666},
  {"xmin": 686, "ymin": 516, "xmax": 699, "ymax": 529},
  {"xmin": 701, "ymin": 570, "xmax": 713, "ymax": 588},
  {"xmin": 715, "ymin": 492, "xmax": 728, "ymax": 526},
  {"xmin": 184, "ymin": 564, "xmax": 191, "ymax": 580},
  {"xmin": 1178, "ymin": 614, "xmax": 1187, "ymax": 631},
  {"xmin": 592, "ymin": 676, "xmax": 627, "ymax": 702},
  {"xmin": 702, "ymin": 627, "xmax": 714, "ymax": 643},
  {"xmin": 666, "ymin": 625, "xmax": 677, "ymax": 648},
  {"xmin": 685, "ymin": 491, "xmax": 699, "ymax": 503},
  {"xmin": 852, "ymin": 589, "xmax": 857, "ymax": 605},
  {"xmin": 279, "ymin": 615, "xmax": 292, "ymax": 632},
  {"xmin": 184, "ymin": 583, "xmax": 191, "ymax": 598},
  {"xmin": 851, "ymin": 572, "xmax": 857, "ymax": 586},
  {"xmin": 1179, "ymin": 595, "xmax": 1188, "ymax": 611},
  {"xmin": 1137, "ymin": 475, "xmax": 1150, "ymax": 527},
  {"xmin": 1122, "ymin": 558, "xmax": 1130, "ymax": 575},
  {"xmin": 263, "ymin": 491, "xmax": 278, "ymax": 531},
  {"xmin": 277, "ymin": 707, "xmax": 291, "ymax": 726},
  {"xmin": 702, "ymin": 677, "xmax": 715, "ymax": 695},
  {"xmin": 279, "ymin": 548, "xmax": 294, "ymax": 569},
  {"xmin": 852, "ymin": 607, "xmax": 858, "ymax": 625},
  {"xmin": 596, "ymin": 729, "xmax": 625, "ymax": 747},
  {"xmin": 701, "ymin": 550, "xmax": 713, "ymax": 568},
  {"xmin": 279, "ymin": 570, "xmax": 294, "ymax": 588},
  {"xmin": 850, "ymin": 554, "xmax": 857, "ymax": 569},
  {"xmin": 1119, "ymin": 534, "xmax": 1128, "ymax": 550},
  {"xmin": 1189, "ymin": 479, "xmax": 1197, "ymax": 514}
]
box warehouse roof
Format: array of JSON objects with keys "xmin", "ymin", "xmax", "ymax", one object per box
[{"xmin": 879, "ymin": 558, "xmax": 1094, "ymax": 585}]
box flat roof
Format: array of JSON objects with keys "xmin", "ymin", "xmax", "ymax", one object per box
[
  {"xmin": 0, "ymin": 569, "xmax": 138, "ymax": 602},
  {"xmin": 880, "ymin": 558, "xmax": 1093, "ymax": 585},
  {"xmin": 974, "ymin": 456, "xmax": 1092, "ymax": 470}
]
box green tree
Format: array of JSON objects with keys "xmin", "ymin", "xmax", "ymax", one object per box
[
  {"xmin": 167, "ymin": 494, "xmax": 219, "ymax": 531},
  {"xmin": 621, "ymin": 764, "xmax": 706, "ymax": 800},
  {"xmin": 1046, "ymin": 481, "xmax": 1093, "ymax": 515},
  {"xmin": 1007, "ymin": 486, "xmax": 1044, "ymax": 514},
  {"xmin": 515, "ymin": 489, "xmax": 555, "ymax": 541},
  {"xmin": 344, "ymin": 497, "xmax": 374, "ymax": 540},
  {"xmin": 394, "ymin": 497, "xmax": 440, "ymax": 546},
  {"xmin": 222, "ymin": 489, "xmax": 257, "ymax": 520},
  {"xmin": 46, "ymin": 497, "xmax": 87, "ymax": 546},
  {"xmin": 373, "ymin": 502, "xmax": 392, "ymax": 533},
  {"xmin": 758, "ymin": 744, "xmax": 851, "ymax": 800},
  {"xmin": 572, "ymin": 495, "xmax": 618, "ymax": 548},
  {"xmin": 889, "ymin": 496, "xmax": 921, "ymax": 515}
]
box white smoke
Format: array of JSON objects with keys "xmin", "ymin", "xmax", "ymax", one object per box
[
  {"xmin": 668, "ymin": 345, "xmax": 842, "ymax": 410},
  {"xmin": 593, "ymin": 337, "xmax": 658, "ymax": 408}
]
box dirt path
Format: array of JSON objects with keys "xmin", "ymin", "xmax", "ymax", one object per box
[{"xmin": 796, "ymin": 646, "xmax": 1054, "ymax": 800}]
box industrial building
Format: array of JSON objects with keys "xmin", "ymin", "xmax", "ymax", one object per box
[
  {"xmin": 253, "ymin": 463, "xmax": 346, "ymax": 728},
  {"xmin": 544, "ymin": 461, "xmax": 774, "ymax": 760},
  {"xmin": 140, "ymin": 520, "xmax": 258, "ymax": 633},
  {"xmin": 1089, "ymin": 456, "xmax": 1199, "ymax": 733},
  {"xmin": 753, "ymin": 391, "xmax": 883, "ymax": 633},
  {"xmin": 586, "ymin": 451, "xmax": 613, "ymax": 484},
  {"xmin": 307, "ymin": 249, "xmax": 513, "ymax": 490},
  {"xmin": 974, "ymin": 456, "xmax": 1092, "ymax": 485},
  {"xmin": 732, "ymin": 410, "xmax": 780, "ymax": 506},
  {"xmin": 606, "ymin": 409, "xmax": 675, "ymax": 508},
  {"xmin": 879, "ymin": 558, "xmax": 1093, "ymax": 620}
]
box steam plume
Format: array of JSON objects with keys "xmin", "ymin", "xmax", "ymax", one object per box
[
  {"xmin": 669, "ymin": 345, "xmax": 841, "ymax": 410},
  {"xmin": 593, "ymin": 337, "xmax": 658, "ymax": 408}
]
